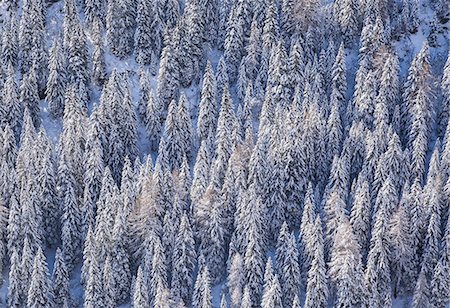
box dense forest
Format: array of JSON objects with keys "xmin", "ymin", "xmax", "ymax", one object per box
[{"xmin": 0, "ymin": 0, "xmax": 448, "ymax": 306}]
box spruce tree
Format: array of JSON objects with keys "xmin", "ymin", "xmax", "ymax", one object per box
[
  {"xmin": 191, "ymin": 139, "xmax": 213, "ymax": 206},
  {"xmin": 146, "ymin": 89, "xmax": 163, "ymax": 152},
  {"xmin": 261, "ymin": 273, "xmax": 283, "ymax": 308},
  {"xmin": 388, "ymin": 185, "xmax": 416, "ymax": 296},
  {"xmin": 224, "ymin": 10, "xmax": 245, "ymax": 83},
  {"xmin": 304, "ymin": 216, "xmax": 328, "ymax": 308},
  {"xmin": 198, "ymin": 61, "xmax": 218, "ymax": 141},
  {"xmin": 365, "ymin": 203, "xmax": 392, "ymax": 307},
  {"xmin": 82, "ymin": 108, "xmax": 105, "ymax": 233},
  {"xmin": 52, "ymin": 248, "xmax": 70, "ymax": 306},
  {"xmin": 103, "ymin": 256, "xmax": 116, "ymax": 307},
  {"xmin": 192, "ymin": 266, "xmax": 213, "ymax": 308},
  {"xmin": 1, "ymin": 15, "xmax": 18, "ymax": 71},
  {"xmin": 61, "ymin": 181, "xmax": 82, "ymax": 271},
  {"xmin": 91, "ymin": 17, "xmax": 107, "ymax": 86},
  {"xmin": 430, "ymin": 256, "xmax": 449, "ymax": 308},
  {"xmin": 46, "ymin": 37, "xmax": 66, "ymax": 119},
  {"xmin": 111, "ymin": 203, "xmax": 131, "ymax": 304},
  {"xmin": 228, "ymin": 253, "xmax": 244, "ymax": 308},
  {"xmin": 328, "ymin": 209, "xmax": 367, "ymax": 307},
  {"xmin": 132, "ymin": 266, "xmax": 150, "ymax": 308},
  {"xmin": 330, "ymin": 43, "xmax": 347, "ymax": 118},
  {"xmin": 3, "ymin": 65, "xmax": 22, "ymax": 140},
  {"xmin": 350, "ymin": 178, "xmax": 371, "ymax": 258},
  {"xmin": 7, "ymin": 248, "xmax": 23, "ymax": 307},
  {"xmin": 157, "ymin": 43, "xmax": 180, "ymax": 110},
  {"xmin": 106, "ymin": 0, "xmax": 136, "ymax": 58},
  {"xmin": 85, "ymin": 0, "xmax": 106, "ymax": 28},
  {"xmin": 199, "ymin": 203, "xmax": 226, "ymax": 284},
  {"xmin": 38, "ymin": 137, "xmax": 59, "ymax": 247},
  {"xmin": 19, "ymin": 0, "xmax": 47, "ymax": 89},
  {"xmin": 172, "ymin": 214, "xmax": 196, "ymax": 305},
  {"xmin": 84, "ymin": 250, "xmax": 104, "ymax": 308},
  {"xmin": 138, "ymin": 69, "xmax": 151, "ymax": 121},
  {"xmin": 412, "ymin": 268, "xmax": 430, "ymax": 308},
  {"xmin": 27, "ymin": 247, "xmax": 53, "ymax": 307},
  {"xmin": 19, "ymin": 65, "xmax": 40, "ymax": 128},
  {"xmin": 135, "ymin": 0, "xmax": 162, "ymax": 69},
  {"xmin": 210, "ymin": 85, "xmax": 237, "ymax": 188},
  {"xmin": 243, "ymin": 196, "xmax": 265, "ymax": 304}
]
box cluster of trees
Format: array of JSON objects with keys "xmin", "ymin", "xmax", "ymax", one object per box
[{"xmin": 0, "ymin": 0, "xmax": 448, "ymax": 307}]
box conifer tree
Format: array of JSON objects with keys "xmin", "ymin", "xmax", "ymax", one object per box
[
  {"xmin": 137, "ymin": 69, "xmax": 151, "ymax": 120},
  {"xmin": 7, "ymin": 248, "xmax": 23, "ymax": 307},
  {"xmin": 0, "ymin": 203, "xmax": 7, "ymax": 280},
  {"xmin": 199, "ymin": 203, "xmax": 226, "ymax": 284},
  {"xmin": 81, "ymin": 225, "xmax": 95, "ymax": 286},
  {"xmin": 172, "ymin": 214, "xmax": 196, "ymax": 305},
  {"xmin": 238, "ymin": 285, "xmax": 251, "ymax": 308},
  {"xmin": 7, "ymin": 189, "xmax": 21, "ymax": 256},
  {"xmin": 38, "ymin": 138, "xmax": 58, "ymax": 247},
  {"xmin": 198, "ymin": 61, "xmax": 218, "ymax": 141},
  {"xmin": 27, "ymin": 247, "xmax": 53, "ymax": 307},
  {"xmin": 421, "ymin": 180, "xmax": 443, "ymax": 279},
  {"xmin": 61, "ymin": 181, "xmax": 82, "ymax": 271},
  {"xmin": 261, "ymin": 273, "xmax": 283, "ymax": 308},
  {"xmin": 177, "ymin": 94, "xmax": 194, "ymax": 160},
  {"xmin": 430, "ymin": 256, "xmax": 449, "ymax": 308},
  {"xmin": 91, "ymin": 18, "xmax": 107, "ymax": 86},
  {"xmin": 388, "ymin": 185, "xmax": 416, "ymax": 296},
  {"xmin": 111, "ymin": 203, "xmax": 131, "ymax": 304},
  {"xmin": 106, "ymin": 0, "xmax": 136, "ymax": 58},
  {"xmin": 82, "ymin": 109, "xmax": 105, "ymax": 233},
  {"xmin": 150, "ymin": 235, "xmax": 168, "ymax": 304},
  {"xmin": 19, "ymin": 66, "xmax": 40, "ymax": 128},
  {"xmin": 135, "ymin": 0, "xmax": 162, "ymax": 68},
  {"xmin": 261, "ymin": 0, "xmax": 279, "ymax": 58},
  {"xmin": 243, "ymin": 197, "xmax": 265, "ymax": 304},
  {"xmin": 84, "ymin": 251, "xmax": 104, "ymax": 308},
  {"xmin": 330, "ymin": 43, "xmax": 347, "ymax": 117},
  {"xmin": 324, "ymin": 189, "xmax": 347, "ymax": 257},
  {"xmin": 365, "ymin": 203, "xmax": 392, "ymax": 307},
  {"xmin": 439, "ymin": 50, "xmax": 450, "ymax": 138},
  {"xmin": 52, "ymin": 248, "xmax": 70, "ymax": 306},
  {"xmin": 21, "ymin": 238, "xmax": 37, "ymax": 300},
  {"xmin": 85, "ymin": 0, "xmax": 106, "ymax": 28},
  {"xmin": 328, "ymin": 208, "xmax": 367, "ymax": 307},
  {"xmin": 403, "ymin": 42, "xmax": 434, "ymax": 150},
  {"xmin": 103, "ymin": 256, "xmax": 116, "ymax": 307},
  {"xmin": 350, "ymin": 178, "xmax": 371, "ymax": 258},
  {"xmin": 337, "ymin": 0, "xmax": 360, "ymax": 46},
  {"xmin": 412, "ymin": 268, "xmax": 430, "ymax": 308},
  {"xmin": 210, "ymin": 85, "xmax": 237, "ymax": 188},
  {"xmin": 64, "ymin": 1, "xmax": 89, "ymax": 91},
  {"xmin": 157, "ymin": 43, "xmax": 180, "ymax": 110},
  {"xmin": 146, "ymin": 89, "xmax": 163, "ymax": 152},
  {"xmin": 3, "ymin": 65, "xmax": 22, "ymax": 140},
  {"xmin": 215, "ymin": 56, "xmax": 229, "ymax": 104},
  {"xmin": 1, "ymin": 15, "xmax": 18, "ymax": 71},
  {"xmin": 228, "ymin": 253, "xmax": 244, "ymax": 308},
  {"xmin": 20, "ymin": 177, "xmax": 43, "ymax": 254},
  {"xmin": 304, "ymin": 216, "xmax": 328, "ymax": 308},
  {"xmin": 191, "ymin": 139, "xmax": 213, "ymax": 206},
  {"xmin": 224, "ymin": 11, "xmax": 245, "ymax": 82},
  {"xmin": 133, "ymin": 266, "xmax": 150, "ymax": 308},
  {"xmin": 19, "ymin": 0, "xmax": 47, "ymax": 87},
  {"xmin": 192, "ymin": 266, "xmax": 213, "ymax": 308},
  {"xmin": 46, "ymin": 38, "xmax": 66, "ymax": 119}
]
